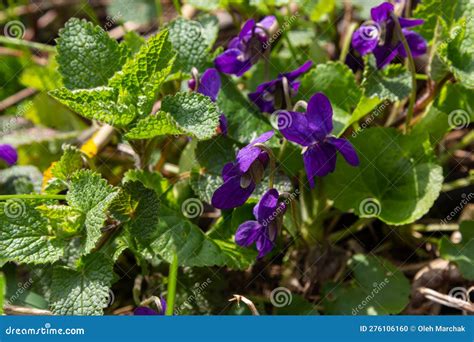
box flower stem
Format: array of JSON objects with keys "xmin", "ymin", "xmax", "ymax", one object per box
[
  {"xmin": 0, "ymin": 194, "xmax": 66, "ymax": 201},
  {"xmin": 339, "ymin": 22, "xmax": 358, "ymax": 63},
  {"xmin": 391, "ymin": 13, "xmax": 417, "ymax": 134},
  {"xmin": 0, "ymin": 36, "xmax": 56, "ymax": 53},
  {"xmin": 165, "ymin": 252, "xmax": 178, "ymax": 316}
]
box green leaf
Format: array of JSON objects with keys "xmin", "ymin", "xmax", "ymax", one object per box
[
  {"xmin": 122, "ymin": 170, "xmax": 170, "ymax": 196},
  {"xmin": 49, "ymin": 87, "xmax": 137, "ymax": 127},
  {"xmin": 120, "ymin": 31, "xmax": 145, "ymax": 57},
  {"xmin": 413, "ymin": 0, "xmax": 469, "ymax": 42},
  {"xmin": 56, "ymin": 18, "xmax": 125, "ymax": 89},
  {"xmin": 300, "ymin": 61, "xmax": 361, "ymax": 112},
  {"xmin": 50, "ymin": 254, "xmax": 115, "ymax": 315},
  {"xmin": 111, "ymin": 181, "xmax": 160, "ymax": 248},
  {"xmin": 160, "ymin": 92, "xmax": 220, "ymax": 140},
  {"xmin": 50, "ymin": 145, "xmax": 83, "ymax": 181},
  {"xmin": 186, "ymin": 0, "xmax": 220, "ymax": 11},
  {"xmin": 190, "ymin": 171, "xmax": 223, "ymax": 204},
  {"xmin": 167, "ymin": 18, "xmax": 212, "ymax": 72},
  {"xmin": 442, "ymin": 11, "xmax": 474, "ymax": 88},
  {"xmin": 24, "ymin": 93, "xmax": 86, "ymax": 131},
  {"xmin": 67, "ymin": 170, "xmax": 118, "ymax": 254},
  {"xmin": 109, "ymin": 30, "xmax": 175, "ymax": 112},
  {"xmin": 325, "ymin": 128, "xmax": 443, "ymax": 225},
  {"xmin": 412, "ymin": 106, "xmax": 451, "ymax": 144},
  {"xmin": 323, "ymin": 254, "xmax": 410, "ymax": 315},
  {"xmin": 436, "ymin": 83, "xmax": 474, "ymax": 119},
  {"xmin": 195, "ymin": 136, "xmax": 237, "ymax": 174},
  {"xmin": 196, "ymin": 14, "xmax": 220, "ymax": 48},
  {"xmin": 439, "ymin": 221, "xmax": 474, "ymax": 280},
  {"xmin": 362, "ymin": 55, "xmax": 412, "ymax": 101},
  {"xmin": 0, "ymin": 200, "xmax": 65, "ymax": 264},
  {"xmin": 217, "ymin": 75, "xmax": 274, "ymax": 145},
  {"xmin": 150, "ymin": 206, "xmax": 255, "ymax": 269},
  {"xmin": 125, "ymin": 111, "xmax": 184, "ymax": 139}
]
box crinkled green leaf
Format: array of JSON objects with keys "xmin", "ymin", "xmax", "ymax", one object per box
[
  {"xmin": 362, "ymin": 55, "xmax": 412, "ymax": 101},
  {"xmin": 111, "ymin": 181, "xmax": 160, "ymax": 248},
  {"xmin": 151, "ymin": 206, "xmax": 255, "ymax": 269},
  {"xmin": 160, "ymin": 92, "xmax": 220, "ymax": 140},
  {"xmin": 443, "ymin": 11, "xmax": 474, "ymax": 88},
  {"xmin": 413, "ymin": 0, "xmax": 469, "ymax": 42},
  {"xmin": 122, "ymin": 170, "xmax": 170, "ymax": 197},
  {"xmin": 125, "ymin": 111, "xmax": 184, "ymax": 139},
  {"xmin": 323, "ymin": 254, "xmax": 410, "ymax": 315},
  {"xmin": 0, "ymin": 200, "xmax": 65, "ymax": 264},
  {"xmin": 440, "ymin": 221, "xmax": 474, "ymax": 280},
  {"xmin": 109, "ymin": 29, "xmax": 175, "ymax": 112},
  {"xmin": 49, "ymin": 87, "xmax": 137, "ymax": 127},
  {"xmin": 167, "ymin": 18, "xmax": 211, "ymax": 72},
  {"xmin": 50, "ymin": 145, "xmax": 83, "ymax": 181},
  {"xmin": 300, "ymin": 61, "xmax": 360, "ymax": 112},
  {"xmin": 67, "ymin": 170, "xmax": 118, "ymax": 254},
  {"xmin": 56, "ymin": 18, "xmax": 125, "ymax": 89},
  {"xmin": 36, "ymin": 205, "xmax": 83, "ymax": 238},
  {"xmin": 50, "ymin": 254, "xmax": 115, "ymax": 315},
  {"xmin": 325, "ymin": 128, "xmax": 443, "ymax": 225}
]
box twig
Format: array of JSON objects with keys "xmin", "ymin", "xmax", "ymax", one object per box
[
  {"xmin": 391, "ymin": 13, "xmax": 417, "ymax": 133},
  {"xmin": 418, "ymin": 287, "xmax": 474, "ymax": 312},
  {"xmin": 0, "ymin": 36, "xmax": 55, "ymax": 53},
  {"xmin": 3, "ymin": 304, "xmax": 52, "ymax": 315},
  {"xmin": 229, "ymin": 294, "xmax": 260, "ymax": 315},
  {"xmin": 0, "ymin": 88, "xmax": 37, "ymax": 112}
]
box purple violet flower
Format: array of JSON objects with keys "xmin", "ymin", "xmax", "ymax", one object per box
[
  {"xmin": 188, "ymin": 68, "xmax": 228, "ymax": 135},
  {"xmin": 0, "ymin": 144, "xmax": 18, "ymax": 166},
  {"xmin": 351, "ymin": 2, "xmax": 426, "ymax": 69},
  {"xmin": 248, "ymin": 60, "xmax": 313, "ymax": 113},
  {"xmin": 211, "ymin": 131, "xmax": 274, "ymax": 210},
  {"xmin": 214, "ymin": 16, "xmax": 276, "ymax": 76},
  {"xmin": 235, "ymin": 188, "xmax": 286, "ymax": 258},
  {"xmin": 134, "ymin": 297, "xmax": 167, "ymax": 316},
  {"xmin": 278, "ymin": 93, "xmax": 359, "ymax": 187}
]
